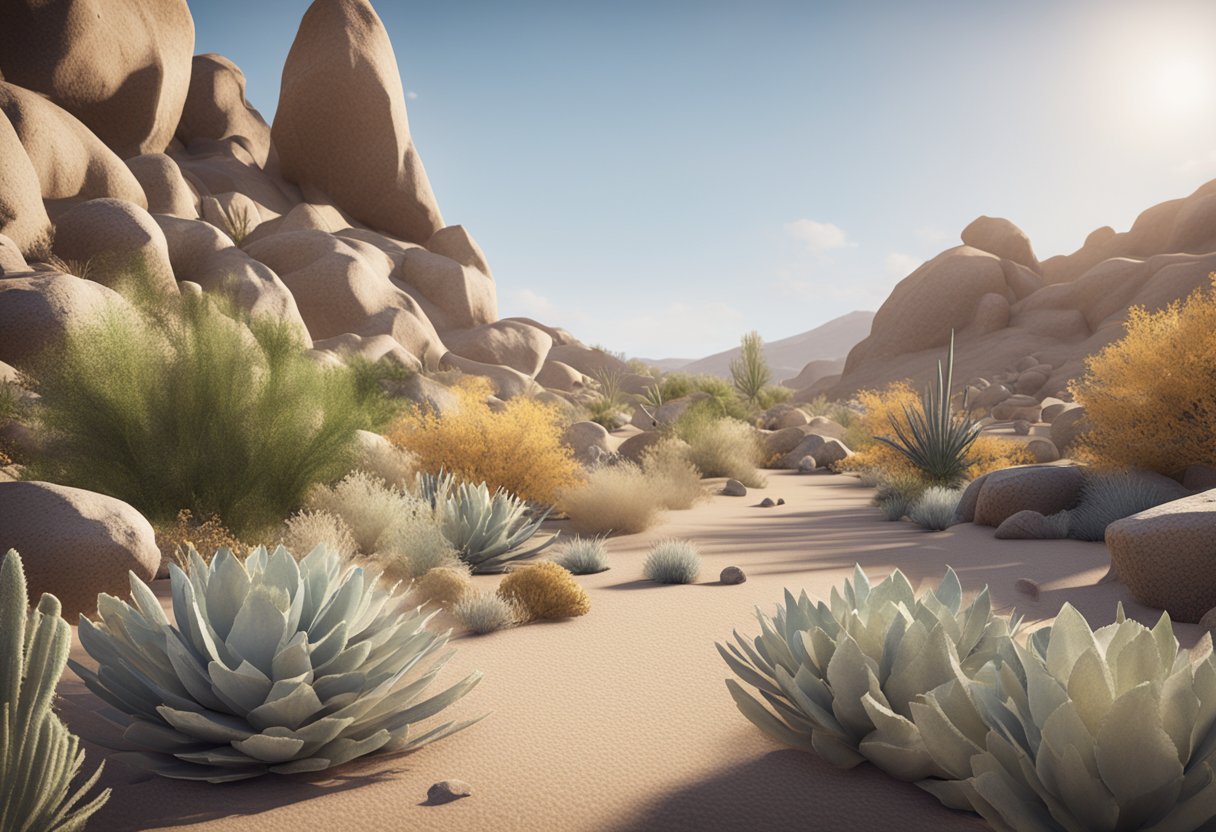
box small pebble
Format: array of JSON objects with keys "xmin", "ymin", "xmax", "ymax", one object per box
[
  {"xmin": 777, "ymin": 498, "xmax": 785, "ymax": 506},
  {"xmin": 1013, "ymin": 578, "xmax": 1040, "ymax": 601},
  {"xmin": 758, "ymin": 497, "xmax": 776, "ymax": 508},
  {"xmin": 722, "ymin": 479, "xmax": 748, "ymax": 497},
  {"xmin": 720, "ymin": 566, "xmax": 747, "ymax": 585},
  {"xmin": 427, "ymin": 779, "xmax": 473, "ymax": 804},
  {"xmin": 797, "ymin": 455, "xmax": 818, "ymax": 474}
]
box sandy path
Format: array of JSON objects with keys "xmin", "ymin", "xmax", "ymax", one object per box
[{"xmin": 62, "ymin": 471, "xmax": 1191, "ymax": 832}]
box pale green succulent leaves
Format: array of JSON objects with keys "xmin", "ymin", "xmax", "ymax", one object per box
[
  {"xmin": 916, "ymin": 603, "xmax": 1216, "ymax": 832},
  {"xmin": 2, "ymin": 549, "xmax": 110, "ymax": 832},
  {"xmin": 70, "ymin": 545, "xmax": 482, "ymax": 782},
  {"xmin": 720, "ymin": 566, "xmax": 1019, "ymax": 782}
]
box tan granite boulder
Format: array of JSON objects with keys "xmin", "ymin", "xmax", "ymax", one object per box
[
  {"xmin": 177, "ymin": 54, "xmax": 272, "ymax": 167},
  {"xmin": 973, "ymin": 464, "xmax": 1085, "ymax": 527},
  {"xmin": 0, "ymin": 110, "xmax": 51, "ymax": 252}
]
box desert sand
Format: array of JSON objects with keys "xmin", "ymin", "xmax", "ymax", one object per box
[{"xmin": 60, "ymin": 470, "xmax": 1188, "ymax": 832}]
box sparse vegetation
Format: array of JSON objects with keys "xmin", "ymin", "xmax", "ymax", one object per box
[
  {"xmin": 553, "ymin": 535, "xmax": 610, "ymax": 574},
  {"xmin": 279, "ymin": 509, "xmax": 358, "ymax": 561},
  {"xmin": 730, "ymin": 331, "xmax": 772, "ymax": 406},
  {"xmin": 1072, "ymin": 274, "xmax": 1216, "ymax": 472},
  {"xmin": 873, "ymin": 471, "xmax": 927, "ymax": 521},
  {"xmin": 643, "ymin": 539, "xmax": 702, "ymax": 584},
  {"xmin": 153, "ymin": 509, "xmax": 248, "ymax": 569},
  {"xmin": 497, "ymin": 561, "xmax": 590, "ymax": 621},
  {"xmin": 411, "ymin": 564, "xmax": 474, "ymax": 608},
  {"xmin": 1066, "ymin": 470, "xmax": 1184, "ymax": 542},
  {"xmin": 674, "ymin": 403, "xmax": 766, "ymax": 487},
  {"xmin": 452, "ymin": 592, "xmax": 521, "ymax": 634},
  {"xmin": 907, "ymin": 485, "xmax": 964, "ymax": 531},
  {"xmin": 640, "ymin": 438, "xmax": 706, "ymax": 510},
  {"xmin": 558, "ymin": 463, "xmax": 662, "ymax": 536},
  {"xmin": 388, "ymin": 377, "xmax": 580, "ymax": 505}
]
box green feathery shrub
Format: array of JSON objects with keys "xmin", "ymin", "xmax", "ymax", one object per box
[
  {"xmin": 731, "ymin": 331, "xmax": 772, "ymax": 407},
  {"xmin": 1, "ymin": 550, "xmax": 110, "ymax": 831}
]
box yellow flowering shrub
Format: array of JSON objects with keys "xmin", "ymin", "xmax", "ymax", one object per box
[
  {"xmin": 1072, "ymin": 275, "xmax": 1216, "ymax": 472},
  {"xmin": 387, "ymin": 377, "xmax": 580, "ymax": 505},
  {"xmin": 497, "ymin": 561, "xmax": 590, "ymax": 621}
]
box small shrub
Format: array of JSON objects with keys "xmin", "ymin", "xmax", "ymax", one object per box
[
  {"xmin": 1072, "ymin": 275, "xmax": 1216, "ymax": 472},
  {"xmin": 585, "ymin": 396, "xmax": 628, "ymax": 430},
  {"xmin": 153, "ymin": 508, "xmax": 247, "ymax": 569},
  {"xmin": 907, "ymin": 486, "xmax": 963, "ymax": 531},
  {"xmin": 497, "ymin": 561, "xmax": 590, "ymax": 621},
  {"xmin": 388, "ymin": 377, "xmax": 580, "ymax": 505},
  {"xmin": 730, "ymin": 331, "xmax": 772, "ymax": 406},
  {"xmin": 640, "ymin": 438, "xmax": 706, "ymax": 510},
  {"xmin": 452, "ymin": 592, "xmax": 521, "ymax": 634},
  {"xmin": 553, "ymin": 535, "xmax": 610, "ymax": 574},
  {"xmin": 309, "ymin": 471, "xmax": 413, "ymax": 554},
  {"xmin": 873, "ymin": 471, "xmax": 928, "ymax": 522},
  {"xmin": 352, "ymin": 435, "xmax": 417, "ymax": 489},
  {"xmin": 280, "ymin": 509, "xmax": 357, "ymax": 561},
  {"xmin": 1, "ymin": 550, "xmax": 110, "ymax": 829},
  {"xmin": 26, "ymin": 282, "xmax": 389, "ymax": 537},
  {"xmin": 675, "ymin": 404, "xmax": 765, "ymax": 487},
  {"xmin": 1066, "ymin": 470, "xmax": 1184, "ymax": 542},
  {"xmin": 643, "ymin": 539, "xmax": 701, "ymax": 584},
  {"xmin": 412, "ymin": 565, "xmax": 474, "ymax": 608},
  {"xmin": 557, "ymin": 463, "xmax": 661, "ymax": 536}
]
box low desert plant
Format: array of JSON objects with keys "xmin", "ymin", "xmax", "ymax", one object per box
[
  {"xmin": 873, "ymin": 471, "xmax": 928, "ymax": 522},
  {"xmin": 351, "ymin": 435, "xmax": 417, "ymax": 489},
  {"xmin": 1072, "ymin": 274, "xmax": 1216, "ymax": 472},
  {"xmin": 497, "ymin": 562, "xmax": 590, "ymax": 621},
  {"xmin": 907, "ymin": 486, "xmax": 964, "ymax": 531},
  {"xmin": 875, "ymin": 335, "xmax": 981, "ymax": 486},
  {"xmin": 411, "ymin": 565, "xmax": 474, "ymax": 608},
  {"xmin": 452, "ymin": 592, "xmax": 521, "ymax": 635},
  {"xmin": 1066, "ymin": 470, "xmax": 1186, "ymax": 542},
  {"xmin": 218, "ymin": 200, "xmax": 256, "ymax": 246},
  {"xmin": 1, "ymin": 550, "xmax": 110, "ymax": 831},
  {"xmin": 308, "ymin": 471, "xmax": 416, "ymax": 554},
  {"xmin": 585, "ymin": 396, "xmax": 628, "ymax": 430},
  {"xmin": 719, "ymin": 566, "xmax": 1019, "ymax": 780},
  {"xmin": 26, "ymin": 282, "xmax": 390, "ymax": 537},
  {"xmin": 418, "ymin": 472, "xmax": 556, "ymax": 573},
  {"xmin": 675, "ymin": 404, "xmax": 766, "ymax": 487},
  {"xmin": 71, "ymin": 545, "xmax": 483, "ymax": 781},
  {"xmin": 913, "ymin": 603, "xmax": 1216, "ymax": 829},
  {"xmin": 388, "ymin": 377, "xmax": 580, "ymax": 505},
  {"xmin": 557, "ymin": 463, "xmax": 661, "ymax": 536},
  {"xmin": 153, "ymin": 509, "xmax": 247, "ymax": 570},
  {"xmin": 640, "ymin": 438, "xmax": 706, "ymax": 510},
  {"xmin": 731, "ymin": 331, "xmax": 772, "ymax": 406},
  {"xmin": 643, "ymin": 539, "xmax": 701, "ymax": 584},
  {"xmin": 552, "ymin": 535, "xmax": 610, "ymax": 575},
  {"xmin": 279, "ymin": 509, "xmax": 357, "ymax": 561}
]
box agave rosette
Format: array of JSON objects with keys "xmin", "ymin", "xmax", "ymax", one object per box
[
  {"xmin": 719, "ymin": 565, "xmax": 1018, "ymax": 780},
  {"xmin": 914, "ymin": 603, "xmax": 1216, "ymax": 831},
  {"xmin": 70, "ymin": 545, "xmax": 482, "ymax": 782}
]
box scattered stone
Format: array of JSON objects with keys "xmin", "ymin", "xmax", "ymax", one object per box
[
  {"xmin": 780, "ymin": 434, "xmax": 850, "ymax": 469},
  {"xmin": 1025, "ymin": 438, "xmax": 1060, "ymax": 463},
  {"xmin": 758, "ymin": 497, "xmax": 776, "ymax": 508},
  {"xmin": 777, "ymin": 498, "xmax": 786, "ymax": 506},
  {"xmin": 1013, "ymin": 578, "xmax": 1040, "ymax": 601},
  {"xmin": 427, "ymin": 780, "xmax": 472, "ymax": 804},
  {"xmin": 719, "ymin": 566, "xmax": 746, "ymax": 585},
  {"xmin": 722, "ymin": 479, "xmax": 747, "ymax": 497},
  {"xmin": 797, "ymin": 455, "xmax": 818, "ymax": 474},
  {"xmin": 1012, "ymin": 419, "xmax": 1031, "ymax": 436}
]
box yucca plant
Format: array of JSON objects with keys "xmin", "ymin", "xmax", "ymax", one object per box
[
  {"xmin": 416, "ymin": 471, "xmax": 556, "ymax": 574},
  {"xmin": 70, "ymin": 545, "xmax": 482, "ymax": 782},
  {"xmin": 730, "ymin": 331, "xmax": 772, "ymax": 407},
  {"xmin": 913, "ymin": 603, "xmax": 1216, "ymax": 831},
  {"xmin": 875, "ymin": 333, "xmax": 981, "ymax": 486},
  {"xmin": 719, "ymin": 566, "xmax": 1019, "ymax": 781},
  {"xmin": 2, "ymin": 550, "xmax": 110, "ymax": 830}
]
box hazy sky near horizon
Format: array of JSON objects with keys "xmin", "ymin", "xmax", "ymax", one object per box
[{"xmin": 193, "ymin": 0, "xmax": 1216, "ymax": 359}]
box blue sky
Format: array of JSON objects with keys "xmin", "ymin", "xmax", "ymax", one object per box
[{"xmin": 193, "ymin": 0, "xmax": 1216, "ymax": 359}]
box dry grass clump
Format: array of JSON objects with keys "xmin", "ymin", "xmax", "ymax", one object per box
[
  {"xmin": 412, "ymin": 565, "xmax": 474, "ymax": 608},
  {"xmin": 153, "ymin": 509, "xmax": 247, "ymax": 569},
  {"xmin": 452, "ymin": 592, "xmax": 522, "ymax": 634},
  {"xmin": 279, "ymin": 509, "xmax": 357, "ymax": 561},
  {"xmin": 907, "ymin": 486, "xmax": 964, "ymax": 531},
  {"xmin": 675, "ymin": 405, "xmax": 766, "ymax": 487},
  {"xmin": 497, "ymin": 561, "xmax": 590, "ymax": 621},
  {"xmin": 643, "ymin": 539, "xmax": 702, "ymax": 584},
  {"xmin": 1072, "ymin": 275, "xmax": 1216, "ymax": 472},
  {"xmin": 387, "ymin": 377, "xmax": 580, "ymax": 504},
  {"xmin": 557, "ymin": 463, "xmax": 661, "ymax": 536},
  {"xmin": 352, "ymin": 436, "xmax": 417, "ymax": 489},
  {"xmin": 640, "ymin": 438, "xmax": 706, "ymax": 510},
  {"xmin": 552, "ymin": 535, "xmax": 610, "ymax": 575}
]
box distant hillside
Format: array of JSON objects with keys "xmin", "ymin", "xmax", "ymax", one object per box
[{"xmin": 641, "ymin": 310, "xmax": 874, "ymax": 380}]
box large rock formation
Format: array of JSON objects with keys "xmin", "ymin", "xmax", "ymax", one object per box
[
  {"xmin": 0, "ymin": 0, "xmax": 195, "ymax": 158},
  {"xmin": 271, "ymin": 0, "xmax": 444, "ymax": 244},
  {"xmin": 176, "ymin": 53, "xmax": 272, "ymax": 167},
  {"xmin": 0, "ymin": 110, "xmax": 52, "ymax": 252}
]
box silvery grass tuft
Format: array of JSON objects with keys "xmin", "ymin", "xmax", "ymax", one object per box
[
  {"xmin": 417, "ymin": 471, "xmax": 555, "ymax": 574},
  {"xmin": 553, "ymin": 535, "xmax": 610, "ymax": 575},
  {"xmin": 643, "ymin": 539, "xmax": 701, "ymax": 584},
  {"xmin": 719, "ymin": 566, "xmax": 1019, "ymax": 781},
  {"xmin": 876, "ymin": 333, "xmax": 982, "ymax": 486},
  {"xmin": 908, "ymin": 486, "xmax": 964, "ymax": 531},
  {"xmin": 913, "ymin": 603, "xmax": 1216, "ymax": 831},
  {"xmin": 70, "ymin": 545, "xmax": 483, "ymax": 782},
  {"xmin": 1, "ymin": 550, "xmax": 110, "ymax": 831}
]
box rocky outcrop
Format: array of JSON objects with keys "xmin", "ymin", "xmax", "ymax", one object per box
[
  {"xmin": 177, "ymin": 53, "xmax": 272, "ymax": 167},
  {"xmin": 125, "ymin": 153, "xmax": 199, "ymax": 217},
  {"xmin": 0, "ymin": 109, "xmax": 51, "ymax": 252},
  {"xmin": 0, "ymin": 273, "xmax": 128, "ymax": 367},
  {"xmin": 51, "ymin": 198, "xmax": 177, "ymax": 293},
  {"xmin": 961, "ymin": 216, "xmax": 1040, "ymax": 273},
  {"xmin": 0, "ymin": 0, "xmax": 194, "ymax": 157},
  {"xmin": 272, "ymin": 0, "xmax": 444, "ymax": 244}
]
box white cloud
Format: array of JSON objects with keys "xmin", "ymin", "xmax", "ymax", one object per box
[
  {"xmin": 405, "ymin": 90, "xmax": 419, "ymax": 101},
  {"xmin": 885, "ymin": 252, "xmax": 923, "ymax": 276},
  {"xmin": 784, "ymin": 219, "xmax": 854, "ymax": 253}
]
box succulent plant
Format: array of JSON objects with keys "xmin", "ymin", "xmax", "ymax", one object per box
[
  {"xmin": 913, "ymin": 603, "xmax": 1216, "ymax": 831},
  {"xmin": 2, "ymin": 549, "xmax": 110, "ymax": 831},
  {"xmin": 719, "ymin": 566, "xmax": 1018, "ymax": 781},
  {"xmin": 70, "ymin": 545, "xmax": 482, "ymax": 782},
  {"xmin": 416, "ymin": 471, "xmax": 555, "ymax": 574}
]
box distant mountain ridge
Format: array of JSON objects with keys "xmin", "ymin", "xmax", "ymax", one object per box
[{"xmin": 637, "ymin": 310, "xmax": 875, "ymax": 382}]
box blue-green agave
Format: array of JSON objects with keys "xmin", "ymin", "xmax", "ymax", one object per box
[
  {"xmin": 719, "ymin": 566, "xmax": 1019, "ymax": 780},
  {"xmin": 416, "ymin": 471, "xmax": 556, "ymax": 574},
  {"xmin": 2, "ymin": 549, "xmax": 110, "ymax": 831},
  {"xmin": 70, "ymin": 545, "xmax": 482, "ymax": 782},
  {"xmin": 913, "ymin": 603, "xmax": 1216, "ymax": 831}
]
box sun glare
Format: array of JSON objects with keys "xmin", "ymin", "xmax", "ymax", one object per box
[{"xmin": 1152, "ymin": 54, "xmax": 1213, "ymax": 116}]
